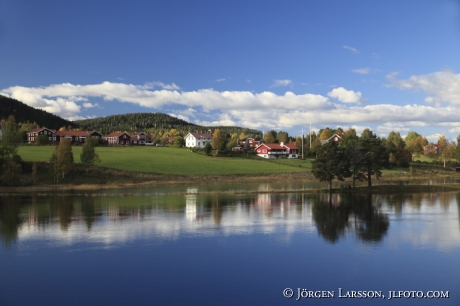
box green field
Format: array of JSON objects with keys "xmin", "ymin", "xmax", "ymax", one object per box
[{"xmin": 18, "ymin": 145, "xmax": 307, "ymax": 175}]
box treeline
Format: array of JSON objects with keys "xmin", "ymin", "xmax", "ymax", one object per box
[
  {"xmin": 311, "ymin": 127, "xmax": 460, "ymax": 193},
  {"xmin": 75, "ymin": 112, "xmax": 262, "ymax": 137},
  {"xmin": 0, "ymin": 95, "xmax": 75, "ymax": 130}
]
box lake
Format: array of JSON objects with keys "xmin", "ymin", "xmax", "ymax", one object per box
[{"xmin": 1, "ymin": 184, "xmax": 459, "ymax": 306}]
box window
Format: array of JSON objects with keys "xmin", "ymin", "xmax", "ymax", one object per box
[{"xmin": 262, "ymin": 149, "xmax": 267, "ymax": 153}]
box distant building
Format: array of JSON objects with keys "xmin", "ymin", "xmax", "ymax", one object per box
[
  {"xmin": 104, "ymin": 132, "xmax": 132, "ymax": 145},
  {"xmin": 254, "ymin": 142, "xmax": 298, "ymax": 159},
  {"xmin": 184, "ymin": 132, "xmax": 212, "ymax": 148},
  {"xmin": 320, "ymin": 133, "xmax": 343, "ymax": 145}
]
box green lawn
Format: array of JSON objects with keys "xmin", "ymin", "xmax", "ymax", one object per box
[{"xmin": 18, "ymin": 145, "xmax": 306, "ymax": 175}]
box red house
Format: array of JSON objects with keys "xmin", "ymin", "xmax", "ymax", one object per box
[
  {"xmin": 55, "ymin": 130, "xmax": 102, "ymax": 144},
  {"xmin": 131, "ymin": 132, "xmax": 147, "ymax": 145},
  {"xmin": 104, "ymin": 132, "xmax": 132, "ymax": 145},
  {"xmin": 255, "ymin": 142, "xmax": 298, "ymax": 159},
  {"xmin": 27, "ymin": 127, "xmax": 56, "ymax": 143}
]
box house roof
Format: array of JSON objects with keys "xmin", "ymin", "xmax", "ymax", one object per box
[
  {"xmin": 27, "ymin": 127, "xmax": 55, "ymax": 134},
  {"xmin": 258, "ymin": 143, "xmax": 284, "ymax": 149},
  {"xmin": 283, "ymin": 143, "xmax": 298, "ymax": 149},
  {"xmin": 55, "ymin": 130, "xmax": 100, "ymax": 137},
  {"xmin": 105, "ymin": 132, "xmax": 130, "ymax": 137},
  {"xmin": 188, "ymin": 133, "xmax": 212, "ymax": 139}
]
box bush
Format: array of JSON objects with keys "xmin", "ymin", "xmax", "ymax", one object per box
[{"xmin": 36, "ymin": 135, "xmax": 49, "ymax": 145}]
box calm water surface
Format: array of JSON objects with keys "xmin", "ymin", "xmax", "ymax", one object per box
[{"xmin": 1, "ymin": 185, "xmax": 460, "ymax": 306}]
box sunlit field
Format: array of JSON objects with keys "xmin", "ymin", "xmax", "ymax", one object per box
[{"xmin": 18, "ymin": 145, "xmax": 306, "ymax": 175}]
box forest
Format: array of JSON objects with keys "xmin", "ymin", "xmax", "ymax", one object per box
[
  {"xmin": 0, "ymin": 95, "xmax": 261, "ymax": 139},
  {"xmin": 75, "ymin": 113, "xmax": 262, "ymax": 138},
  {"xmin": 0, "ymin": 95, "xmax": 75, "ymax": 130}
]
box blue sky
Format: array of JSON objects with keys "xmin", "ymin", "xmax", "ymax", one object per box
[{"xmin": 1, "ymin": 0, "xmax": 460, "ymax": 142}]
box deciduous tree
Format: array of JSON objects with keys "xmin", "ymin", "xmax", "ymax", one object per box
[
  {"xmin": 56, "ymin": 138, "xmax": 73, "ymax": 179},
  {"xmin": 0, "ymin": 115, "xmax": 21, "ymax": 159},
  {"xmin": 211, "ymin": 129, "xmax": 225, "ymax": 153}
]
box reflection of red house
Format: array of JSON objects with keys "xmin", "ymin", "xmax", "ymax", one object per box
[
  {"xmin": 104, "ymin": 132, "xmax": 132, "ymax": 145},
  {"xmin": 255, "ymin": 142, "xmax": 298, "ymax": 159},
  {"xmin": 55, "ymin": 130, "xmax": 102, "ymax": 144}
]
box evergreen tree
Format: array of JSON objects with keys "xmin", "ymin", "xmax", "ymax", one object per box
[
  {"xmin": 204, "ymin": 142, "xmax": 212, "ymax": 156},
  {"xmin": 359, "ymin": 131, "xmax": 388, "ymax": 188},
  {"xmin": 80, "ymin": 138, "xmax": 100, "ymax": 174},
  {"xmin": 312, "ymin": 142, "xmax": 351, "ymax": 193}
]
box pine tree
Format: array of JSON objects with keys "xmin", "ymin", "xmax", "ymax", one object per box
[
  {"xmin": 80, "ymin": 138, "xmax": 100, "ymax": 174},
  {"xmin": 312, "ymin": 142, "xmax": 351, "ymax": 193}
]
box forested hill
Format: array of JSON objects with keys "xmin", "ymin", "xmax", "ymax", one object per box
[
  {"xmin": 0, "ymin": 95, "xmax": 75, "ymax": 129},
  {"xmin": 75, "ymin": 113, "xmax": 262, "ymax": 137}
]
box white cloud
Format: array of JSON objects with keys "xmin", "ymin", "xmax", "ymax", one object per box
[
  {"xmin": 387, "ymin": 70, "xmax": 460, "ymax": 105},
  {"xmin": 216, "ymin": 78, "xmax": 227, "ymax": 82},
  {"xmin": 425, "ymin": 133, "xmax": 445, "ymax": 143},
  {"xmin": 169, "ymin": 113, "xmax": 190, "ymax": 122},
  {"xmin": 343, "ymin": 45, "xmax": 359, "ymax": 54},
  {"xmin": 352, "ymin": 67, "xmax": 371, "ymax": 75},
  {"xmin": 83, "ymin": 102, "xmax": 98, "ymax": 108},
  {"xmin": 4, "ymin": 81, "xmax": 460, "ymax": 140},
  {"xmin": 271, "ymin": 79, "xmax": 292, "ymax": 87},
  {"xmin": 376, "ymin": 123, "xmax": 411, "ymax": 134},
  {"xmin": 327, "ymin": 87, "xmax": 364, "ymax": 103}
]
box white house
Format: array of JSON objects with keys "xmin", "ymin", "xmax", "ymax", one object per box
[{"xmin": 184, "ymin": 132, "xmax": 212, "ymax": 148}]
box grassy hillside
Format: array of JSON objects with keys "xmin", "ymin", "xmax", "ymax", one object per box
[{"xmin": 18, "ymin": 146, "xmax": 306, "ymax": 175}]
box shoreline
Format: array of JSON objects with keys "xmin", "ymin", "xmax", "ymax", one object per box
[{"xmin": 1, "ymin": 171, "xmax": 460, "ymax": 195}]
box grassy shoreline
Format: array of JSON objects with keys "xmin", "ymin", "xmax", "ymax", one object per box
[
  {"xmin": 5, "ymin": 145, "xmax": 460, "ymax": 195},
  {"xmin": 2, "ymin": 162, "xmax": 460, "ymax": 195}
]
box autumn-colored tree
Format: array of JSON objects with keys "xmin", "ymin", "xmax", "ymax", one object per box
[
  {"xmin": 385, "ymin": 131, "xmax": 405, "ymax": 151},
  {"xmin": 263, "ymin": 130, "xmax": 277, "ymax": 143},
  {"xmin": 56, "ymin": 138, "xmax": 73, "ymax": 179},
  {"xmin": 277, "ymin": 131, "xmax": 289, "ymax": 143},
  {"xmin": 406, "ymin": 135, "xmax": 427, "ymax": 161},
  {"xmin": 405, "ymin": 131, "xmax": 420, "ymax": 145},
  {"xmin": 318, "ymin": 128, "xmax": 332, "ymax": 140},
  {"xmin": 437, "ymin": 135, "xmax": 449, "ymax": 167},
  {"xmin": 211, "ymin": 129, "xmax": 225, "ymax": 153}
]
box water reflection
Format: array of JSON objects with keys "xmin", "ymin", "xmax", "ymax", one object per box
[
  {"xmin": 0, "ymin": 191, "xmax": 459, "ymax": 250},
  {"xmin": 312, "ymin": 193, "xmax": 389, "ymax": 243}
]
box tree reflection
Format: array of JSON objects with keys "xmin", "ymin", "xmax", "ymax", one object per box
[
  {"xmin": 0, "ymin": 196, "xmax": 24, "ymax": 248},
  {"xmin": 312, "ymin": 193, "xmax": 389, "ymax": 244},
  {"xmin": 50, "ymin": 196, "xmax": 74, "ymax": 231},
  {"xmin": 81, "ymin": 196, "xmax": 98, "ymax": 231}
]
